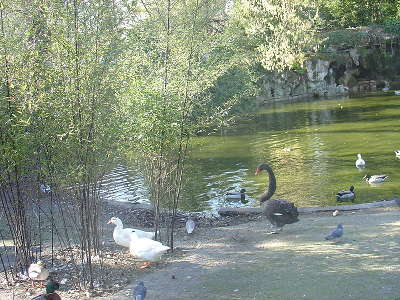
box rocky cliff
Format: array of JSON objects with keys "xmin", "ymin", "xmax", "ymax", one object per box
[{"xmin": 258, "ymin": 28, "xmax": 400, "ymax": 102}]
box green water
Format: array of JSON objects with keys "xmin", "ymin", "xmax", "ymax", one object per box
[{"xmin": 182, "ymin": 94, "xmax": 400, "ymax": 211}]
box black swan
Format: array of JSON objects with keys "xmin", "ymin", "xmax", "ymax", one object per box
[{"xmin": 255, "ymin": 163, "xmax": 299, "ymax": 233}]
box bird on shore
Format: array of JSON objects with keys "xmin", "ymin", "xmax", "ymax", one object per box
[
  {"xmin": 133, "ymin": 281, "xmax": 147, "ymax": 300},
  {"xmin": 28, "ymin": 261, "xmax": 49, "ymax": 287},
  {"xmin": 355, "ymin": 154, "xmax": 365, "ymax": 169},
  {"xmin": 107, "ymin": 217, "xmax": 156, "ymax": 248},
  {"xmin": 129, "ymin": 233, "xmax": 170, "ymax": 269},
  {"xmin": 40, "ymin": 183, "xmax": 51, "ymax": 194},
  {"xmin": 325, "ymin": 224, "xmax": 343, "ymax": 241},
  {"xmin": 363, "ymin": 174, "xmax": 388, "ymax": 184},
  {"xmin": 336, "ymin": 186, "xmax": 355, "ymax": 202},
  {"xmin": 185, "ymin": 217, "xmax": 195, "ymax": 234},
  {"xmin": 255, "ymin": 163, "xmax": 299, "ymax": 234},
  {"xmin": 31, "ymin": 280, "xmax": 61, "ymax": 300}
]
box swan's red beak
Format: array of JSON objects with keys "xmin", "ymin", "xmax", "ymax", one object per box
[
  {"xmin": 255, "ymin": 168, "xmax": 261, "ymax": 175},
  {"xmin": 107, "ymin": 220, "xmax": 112, "ymax": 224}
]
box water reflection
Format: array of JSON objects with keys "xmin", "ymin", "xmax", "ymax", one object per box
[
  {"xmin": 102, "ymin": 95, "xmax": 400, "ymax": 211},
  {"xmin": 100, "ymin": 163, "xmax": 150, "ymax": 204}
]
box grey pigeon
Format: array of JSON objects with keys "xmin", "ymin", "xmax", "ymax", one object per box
[
  {"xmin": 40, "ymin": 183, "xmax": 51, "ymax": 194},
  {"xmin": 133, "ymin": 281, "xmax": 147, "ymax": 300},
  {"xmin": 325, "ymin": 224, "xmax": 343, "ymax": 240},
  {"xmin": 185, "ymin": 217, "xmax": 195, "ymax": 234}
]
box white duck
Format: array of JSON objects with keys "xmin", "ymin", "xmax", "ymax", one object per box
[
  {"xmin": 394, "ymin": 150, "xmax": 400, "ymax": 157},
  {"xmin": 129, "ymin": 233, "xmax": 170, "ymax": 269},
  {"xmin": 107, "ymin": 217, "xmax": 156, "ymax": 248},
  {"xmin": 363, "ymin": 174, "xmax": 389, "ymax": 184},
  {"xmin": 355, "ymin": 154, "xmax": 365, "ymax": 168},
  {"xmin": 28, "ymin": 261, "xmax": 49, "ymax": 286}
]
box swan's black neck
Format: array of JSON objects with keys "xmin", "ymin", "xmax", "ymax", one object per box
[{"xmin": 257, "ymin": 163, "xmax": 277, "ymax": 202}]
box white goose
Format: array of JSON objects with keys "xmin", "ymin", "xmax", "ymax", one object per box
[
  {"xmin": 363, "ymin": 174, "xmax": 388, "ymax": 184},
  {"xmin": 28, "ymin": 261, "xmax": 49, "ymax": 286},
  {"xmin": 129, "ymin": 233, "xmax": 170, "ymax": 269},
  {"xmin": 395, "ymin": 150, "xmax": 400, "ymax": 157},
  {"xmin": 355, "ymin": 154, "xmax": 365, "ymax": 168},
  {"xmin": 107, "ymin": 217, "xmax": 156, "ymax": 248}
]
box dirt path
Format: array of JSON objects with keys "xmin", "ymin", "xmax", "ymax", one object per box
[
  {"xmin": 2, "ymin": 207, "xmax": 400, "ymax": 300},
  {"xmin": 92, "ymin": 207, "xmax": 400, "ymax": 300}
]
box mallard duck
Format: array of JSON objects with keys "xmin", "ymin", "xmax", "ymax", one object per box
[
  {"xmin": 336, "ymin": 186, "xmax": 355, "ymax": 202},
  {"xmin": 185, "ymin": 217, "xmax": 195, "ymax": 234},
  {"xmin": 28, "ymin": 261, "xmax": 49, "ymax": 286},
  {"xmin": 129, "ymin": 233, "xmax": 170, "ymax": 269},
  {"xmin": 363, "ymin": 174, "xmax": 388, "ymax": 184},
  {"xmin": 255, "ymin": 163, "xmax": 299, "ymax": 233},
  {"xmin": 31, "ymin": 280, "xmax": 61, "ymax": 300},
  {"xmin": 107, "ymin": 217, "xmax": 156, "ymax": 248},
  {"xmin": 225, "ymin": 188, "xmax": 248, "ymax": 204},
  {"xmin": 394, "ymin": 150, "xmax": 400, "ymax": 157},
  {"xmin": 355, "ymin": 154, "xmax": 365, "ymax": 168}
]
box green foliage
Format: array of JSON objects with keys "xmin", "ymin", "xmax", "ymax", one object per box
[
  {"xmin": 291, "ymin": 64, "xmax": 307, "ymax": 75},
  {"xmin": 0, "ymin": 0, "xmax": 124, "ymax": 186},
  {"xmin": 321, "ymin": 29, "xmax": 369, "ymax": 48},
  {"xmin": 317, "ymin": 0, "xmax": 399, "ymax": 28},
  {"xmin": 384, "ymin": 18, "xmax": 400, "ymax": 35},
  {"xmin": 233, "ymin": 0, "xmax": 323, "ymax": 73}
]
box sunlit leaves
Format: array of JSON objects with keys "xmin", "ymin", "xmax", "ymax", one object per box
[
  {"xmin": 318, "ymin": 0, "xmax": 398, "ymax": 28},
  {"xmin": 234, "ymin": 0, "xmax": 323, "ymax": 73}
]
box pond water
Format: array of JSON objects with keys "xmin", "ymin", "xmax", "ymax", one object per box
[{"xmin": 101, "ymin": 94, "xmax": 400, "ymax": 212}]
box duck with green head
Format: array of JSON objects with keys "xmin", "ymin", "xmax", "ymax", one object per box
[{"xmin": 31, "ymin": 280, "xmax": 61, "ymax": 300}]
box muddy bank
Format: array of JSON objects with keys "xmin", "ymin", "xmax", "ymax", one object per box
[{"xmin": 101, "ymin": 199, "xmax": 264, "ymax": 230}]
